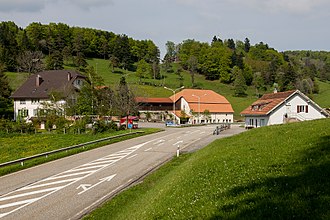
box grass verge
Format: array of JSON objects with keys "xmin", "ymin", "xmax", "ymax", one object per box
[
  {"xmin": 85, "ymin": 119, "xmax": 330, "ymax": 219},
  {"xmin": 0, "ymin": 128, "xmax": 161, "ymax": 176}
]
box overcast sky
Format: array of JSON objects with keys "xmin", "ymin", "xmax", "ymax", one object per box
[{"xmin": 1, "ymin": 0, "xmax": 329, "ymax": 57}]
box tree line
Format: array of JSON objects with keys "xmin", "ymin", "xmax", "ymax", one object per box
[
  {"xmin": 0, "ymin": 21, "xmax": 160, "ymax": 73},
  {"xmin": 164, "ymin": 37, "xmax": 330, "ymax": 97}
]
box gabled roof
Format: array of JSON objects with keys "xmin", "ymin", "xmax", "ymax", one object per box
[
  {"xmin": 170, "ymin": 89, "xmax": 234, "ymax": 113},
  {"xmin": 240, "ymin": 90, "xmax": 329, "ymax": 116},
  {"xmin": 11, "ymin": 70, "xmax": 86, "ymax": 99}
]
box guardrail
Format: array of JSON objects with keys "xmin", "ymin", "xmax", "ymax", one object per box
[{"xmin": 0, "ymin": 131, "xmax": 145, "ymax": 168}]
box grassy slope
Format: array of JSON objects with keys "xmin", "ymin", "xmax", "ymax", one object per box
[
  {"xmin": 86, "ymin": 118, "xmax": 330, "ymax": 219},
  {"xmin": 5, "ymin": 58, "xmax": 330, "ymax": 119}
]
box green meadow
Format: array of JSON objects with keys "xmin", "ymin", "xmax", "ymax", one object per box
[
  {"xmin": 86, "ymin": 119, "xmax": 330, "ymax": 219},
  {"xmin": 6, "ymin": 58, "xmax": 330, "ymax": 120},
  {"xmin": 0, "ymin": 128, "xmax": 160, "ymax": 176}
]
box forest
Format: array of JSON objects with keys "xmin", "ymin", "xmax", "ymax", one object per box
[{"xmin": 1, "ymin": 21, "xmax": 330, "ymax": 119}]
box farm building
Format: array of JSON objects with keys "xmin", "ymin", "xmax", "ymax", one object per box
[{"xmin": 241, "ymin": 90, "xmax": 329, "ymax": 128}]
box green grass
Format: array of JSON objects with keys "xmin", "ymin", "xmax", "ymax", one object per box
[
  {"xmin": 7, "ymin": 58, "xmax": 330, "ymax": 119},
  {"xmin": 314, "ymin": 80, "xmax": 330, "ymax": 108},
  {"xmin": 85, "ymin": 118, "xmax": 330, "ymax": 219},
  {"xmin": 0, "ymin": 128, "xmax": 161, "ymax": 176}
]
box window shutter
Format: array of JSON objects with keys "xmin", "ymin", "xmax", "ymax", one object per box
[
  {"xmin": 297, "ymin": 105, "xmax": 300, "ymax": 113},
  {"xmin": 306, "ymin": 105, "xmax": 308, "ymax": 113}
]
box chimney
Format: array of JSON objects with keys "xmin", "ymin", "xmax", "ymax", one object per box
[
  {"xmin": 36, "ymin": 75, "xmax": 42, "ymax": 87},
  {"xmin": 67, "ymin": 72, "xmax": 71, "ymax": 81}
]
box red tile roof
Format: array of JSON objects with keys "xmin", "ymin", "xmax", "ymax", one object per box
[
  {"xmin": 170, "ymin": 89, "xmax": 234, "ymax": 113},
  {"xmin": 241, "ymin": 90, "xmax": 296, "ymax": 116}
]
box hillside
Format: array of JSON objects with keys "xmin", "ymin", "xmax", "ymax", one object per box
[
  {"xmin": 6, "ymin": 58, "xmax": 330, "ymax": 120},
  {"xmin": 86, "ymin": 118, "xmax": 330, "ymax": 219}
]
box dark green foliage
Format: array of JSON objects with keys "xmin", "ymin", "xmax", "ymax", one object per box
[
  {"xmin": 233, "ymin": 66, "xmax": 247, "ymax": 97},
  {"xmin": 0, "ymin": 68, "xmax": 13, "ymax": 118}
]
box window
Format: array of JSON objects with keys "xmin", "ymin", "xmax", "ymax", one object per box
[
  {"xmin": 260, "ymin": 119, "xmax": 265, "ymax": 127},
  {"xmin": 32, "ymin": 99, "xmax": 40, "ymax": 104},
  {"xmin": 297, "ymin": 105, "xmax": 308, "ymax": 113},
  {"xmin": 18, "ymin": 109, "xmax": 28, "ymax": 117},
  {"xmin": 249, "ymin": 119, "xmax": 254, "ymax": 126},
  {"xmin": 20, "ymin": 100, "xmax": 26, "ymax": 105}
]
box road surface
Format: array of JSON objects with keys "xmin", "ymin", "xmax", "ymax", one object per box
[{"xmin": 0, "ymin": 124, "xmax": 244, "ymax": 219}]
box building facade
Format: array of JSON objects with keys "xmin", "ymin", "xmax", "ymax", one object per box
[
  {"xmin": 241, "ymin": 90, "xmax": 329, "ymax": 128},
  {"xmin": 137, "ymin": 89, "xmax": 234, "ymax": 124},
  {"xmin": 11, "ymin": 70, "xmax": 86, "ymax": 121}
]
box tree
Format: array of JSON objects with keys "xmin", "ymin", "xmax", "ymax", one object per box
[
  {"xmin": 109, "ymin": 55, "xmax": 119, "ymax": 73},
  {"xmin": 187, "ymin": 56, "xmax": 198, "ymax": 87},
  {"xmin": 0, "ymin": 21, "xmax": 19, "ymax": 71},
  {"xmin": 136, "ymin": 59, "xmax": 150, "ymax": 84},
  {"xmin": 244, "ymin": 37, "xmax": 250, "ymax": 53},
  {"xmin": 115, "ymin": 77, "xmax": 138, "ymax": 128},
  {"xmin": 0, "ymin": 65, "xmax": 13, "ymax": 118},
  {"xmin": 17, "ymin": 51, "xmax": 44, "ymax": 73},
  {"xmin": 165, "ymin": 41, "xmax": 176, "ymax": 62},
  {"xmin": 233, "ymin": 66, "xmax": 247, "ymax": 97}
]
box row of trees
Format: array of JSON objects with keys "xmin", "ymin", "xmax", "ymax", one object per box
[
  {"xmin": 164, "ymin": 37, "xmax": 330, "ymax": 97},
  {"xmin": 0, "ymin": 21, "xmax": 160, "ymax": 73}
]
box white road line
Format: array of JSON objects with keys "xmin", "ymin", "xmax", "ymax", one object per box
[
  {"xmin": 153, "ymin": 139, "xmax": 165, "ymax": 145},
  {"xmin": 64, "ymin": 165, "xmax": 107, "ymax": 173},
  {"xmin": 17, "ymin": 178, "xmax": 80, "ymax": 191},
  {"xmin": 173, "ymin": 141, "xmax": 183, "ymax": 146},
  {"xmin": 157, "ymin": 143, "xmax": 165, "ymax": 146},
  {"xmin": 126, "ymin": 154, "xmax": 138, "ymax": 160},
  {"xmin": 0, "ymin": 186, "xmax": 63, "ymax": 202},
  {"xmin": 82, "ymin": 160, "xmax": 117, "ymax": 166},
  {"xmin": 46, "ymin": 170, "xmax": 95, "ymax": 180},
  {"xmin": 0, "ymin": 139, "xmax": 155, "ymax": 218},
  {"xmin": 200, "ymin": 131, "xmax": 205, "ymax": 134},
  {"xmin": 144, "ymin": 148, "xmax": 152, "ymax": 152},
  {"xmin": 0, "ymin": 198, "xmax": 39, "ymax": 209}
]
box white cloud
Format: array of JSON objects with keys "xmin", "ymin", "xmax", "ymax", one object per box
[
  {"xmin": 233, "ymin": 0, "xmax": 329, "ymax": 14},
  {"xmin": 68, "ymin": 0, "xmax": 114, "ymax": 10},
  {"xmin": 0, "ymin": 0, "xmax": 46, "ymax": 12}
]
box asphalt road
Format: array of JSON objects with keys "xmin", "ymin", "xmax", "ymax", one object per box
[{"xmin": 0, "ymin": 124, "xmax": 245, "ymax": 220}]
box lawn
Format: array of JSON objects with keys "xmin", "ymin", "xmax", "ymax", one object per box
[
  {"xmin": 85, "ymin": 118, "xmax": 330, "ymax": 219},
  {"xmin": 0, "ymin": 128, "xmax": 160, "ymax": 176}
]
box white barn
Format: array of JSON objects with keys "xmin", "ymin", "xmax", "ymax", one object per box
[{"xmin": 241, "ymin": 90, "xmax": 329, "ymax": 128}]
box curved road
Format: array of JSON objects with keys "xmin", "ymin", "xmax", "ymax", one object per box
[{"xmin": 0, "ymin": 124, "xmax": 244, "ymax": 220}]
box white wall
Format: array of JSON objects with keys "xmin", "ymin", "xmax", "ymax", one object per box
[
  {"xmin": 14, "ymin": 99, "xmax": 65, "ymax": 121},
  {"xmin": 244, "ymin": 93, "xmax": 326, "ymax": 127}
]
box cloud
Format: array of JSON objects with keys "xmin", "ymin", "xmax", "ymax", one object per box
[
  {"xmin": 0, "ymin": 0, "xmax": 46, "ymax": 12},
  {"xmin": 69, "ymin": 0, "xmax": 114, "ymax": 10},
  {"xmin": 234, "ymin": 0, "xmax": 329, "ymax": 14}
]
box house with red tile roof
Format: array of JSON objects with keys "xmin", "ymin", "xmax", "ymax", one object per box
[
  {"xmin": 136, "ymin": 89, "xmax": 234, "ymax": 124},
  {"xmin": 240, "ymin": 90, "xmax": 329, "ymax": 128},
  {"xmin": 11, "ymin": 70, "xmax": 86, "ymax": 122}
]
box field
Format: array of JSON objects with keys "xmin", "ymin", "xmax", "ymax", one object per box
[
  {"xmin": 85, "ymin": 118, "xmax": 330, "ymax": 219},
  {"xmin": 5, "ymin": 58, "xmax": 330, "ymax": 120}
]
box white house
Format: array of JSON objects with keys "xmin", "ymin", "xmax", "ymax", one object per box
[
  {"xmin": 11, "ymin": 70, "xmax": 86, "ymax": 123},
  {"xmin": 241, "ymin": 90, "xmax": 329, "ymax": 128},
  {"xmin": 137, "ymin": 89, "xmax": 234, "ymax": 124}
]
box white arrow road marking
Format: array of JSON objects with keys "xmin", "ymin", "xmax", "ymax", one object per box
[
  {"xmin": 173, "ymin": 140, "xmax": 183, "ymax": 146},
  {"xmin": 0, "ymin": 140, "xmax": 153, "ymax": 219},
  {"xmin": 77, "ymin": 174, "xmax": 117, "ymax": 195}
]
